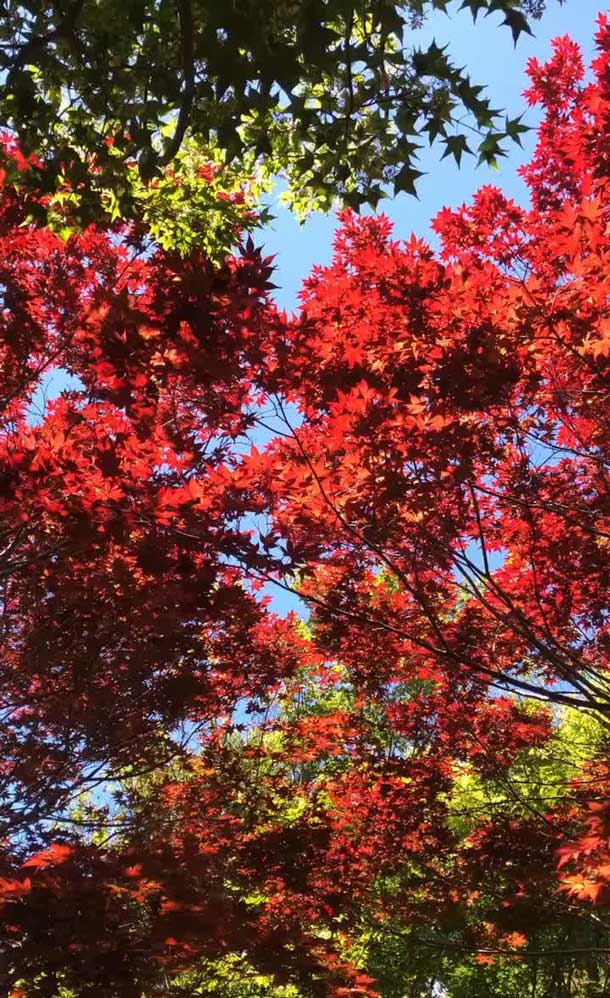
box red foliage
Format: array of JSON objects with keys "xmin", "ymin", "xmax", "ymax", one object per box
[
  {"xmin": 247, "ymin": 19, "xmax": 610, "ymax": 724},
  {"xmin": 5, "ymin": 16, "xmax": 610, "ymax": 995},
  {"xmin": 0, "ymin": 147, "xmax": 326, "ymax": 993}
]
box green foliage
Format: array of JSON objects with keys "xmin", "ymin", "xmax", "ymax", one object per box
[
  {"xmin": 41, "ymin": 138, "xmax": 269, "ymax": 259},
  {"xmin": 448, "ymin": 706, "xmax": 606, "ymax": 838},
  {"xmin": 129, "ymin": 141, "xmax": 272, "ymax": 259},
  {"xmin": 171, "ymin": 955, "xmax": 303, "ymax": 996},
  {"xmin": 0, "ymin": 0, "xmax": 560, "ymax": 223}
]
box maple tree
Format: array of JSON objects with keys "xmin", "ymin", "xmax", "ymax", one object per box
[
  {"xmin": 0, "ymin": 145, "xmax": 332, "ymax": 995},
  {"xmin": 6, "ymin": 12, "xmax": 610, "ymax": 998},
  {"xmin": 245, "ymin": 17, "xmax": 610, "ymax": 720},
  {"xmin": 235, "ymin": 667, "xmax": 610, "ymax": 998},
  {"xmin": 230, "ymin": 12, "xmax": 610, "ymax": 992},
  {"xmin": 0, "ymin": 0, "xmax": 556, "ymax": 224}
]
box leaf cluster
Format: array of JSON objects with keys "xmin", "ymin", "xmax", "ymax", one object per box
[{"xmin": 0, "ymin": 0, "xmax": 555, "ymax": 221}]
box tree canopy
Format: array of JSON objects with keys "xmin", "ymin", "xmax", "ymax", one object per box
[
  {"xmin": 1, "ymin": 0, "xmax": 552, "ymax": 223},
  {"xmin": 5, "ymin": 7, "xmax": 610, "ymax": 998}
]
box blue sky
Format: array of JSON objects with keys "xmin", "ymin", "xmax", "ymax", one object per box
[{"xmin": 261, "ymin": 1, "xmax": 604, "ymax": 311}]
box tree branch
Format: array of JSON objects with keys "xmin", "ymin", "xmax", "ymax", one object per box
[{"xmin": 160, "ymin": 0, "xmax": 195, "ymax": 165}]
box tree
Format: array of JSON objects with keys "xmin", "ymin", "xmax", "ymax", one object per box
[
  {"xmin": 242, "ymin": 16, "xmax": 610, "ymax": 719},
  {"xmin": 0, "ymin": 146, "xmax": 329, "ymax": 994},
  {"xmin": 5, "ymin": 623, "xmax": 606, "ymax": 997},
  {"xmin": 236, "ymin": 15, "xmax": 610, "ymax": 984},
  {"xmin": 0, "ymin": 142, "xmax": 285, "ymax": 842},
  {"xmin": 6, "ymin": 14, "xmax": 610, "ymax": 998},
  {"xmin": 258, "ymin": 662, "xmax": 610, "ymax": 998},
  {"xmin": 1, "ymin": 0, "xmax": 553, "ymax": 224}
]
